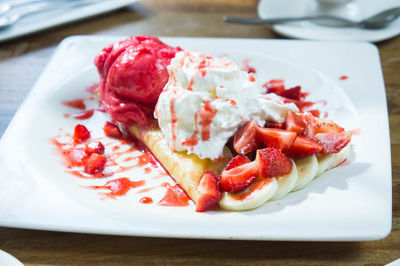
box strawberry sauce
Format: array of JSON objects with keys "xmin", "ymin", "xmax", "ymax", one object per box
[
  {"xmin": 158, "ymin": 183, "xmax": 191, "ymax": 207},
  {"xmin": 88, "ymin": 177, "xmax": 146, "ymax": 199},
  {"xmin": 72, "ymin": 109, "xmax": 95, "ymax": 120},
  {"xmin": 62, "ymin": 99, "xmax": 86, "ymax": 110}
]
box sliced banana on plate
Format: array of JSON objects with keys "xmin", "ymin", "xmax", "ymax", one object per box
[
  {"xmin": 292, "ymin": 155, "xmax": 318, "ymax": 191},
  {"xmin": 270, "ymin": 159, "xmax": 298, "ymax": 201},
  {"xmin": 316, "ymin": 145, "xmax": 350, "ymax": 177},
  {"xmin": 219, "ymin": 178, "xmax": 278, "ymax": 211}
]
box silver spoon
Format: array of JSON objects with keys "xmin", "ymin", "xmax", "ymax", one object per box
[{"xmin": 224, "ymin": 6, "xmax": 400, "ymax": 29}]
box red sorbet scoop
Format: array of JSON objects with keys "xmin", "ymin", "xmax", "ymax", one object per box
[{"xmin": 94, "ymin": 35, "xmax": 181, "ymax": 125}]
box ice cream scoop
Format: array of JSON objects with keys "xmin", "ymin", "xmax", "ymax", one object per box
[{"xmin": 94, "ymin": 35, "xmax": 181, "ymax": 125}]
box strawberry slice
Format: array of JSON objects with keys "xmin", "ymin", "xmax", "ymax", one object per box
[
  {"xmin": 103, "ymin": 121, "xmax": 123, "ymax": 139},
  {"xmin": 233, "ymin": 120, "xmax": 259, "ymax": 155},
  {"xmin": 224, "ymin": 155, "xmax": 251, "ymax": 171},
  {"xmin": 84, "ymin": 141, "xmax": 105, "ymax": 155},
  {"xmin": 264, "ymin": 121, "xmax": 284, "ymax": 129},
  {"xmin": 255, "ymin": 148, "xmax": 292, "ymax": 178},
  {"xmin": 196, "ymin": 171, "xmax": 221, "ymax": 212},
  {"xmin": 220, "ymin": 157, "xmax": 258, "ymax": 193},
  {"xmin": 283, "ymin": 136, "xmax": 323, "ymax": 158},
  {"xmin": 264, "ymin": 79, "xmax": 285, "ymax": 94},
  {"xmin": 284, "ymin": 110, "xmax": 306, "ymax": 134},
  {"xmin": 277, "ymin": 85, "xmax": 301, "ymax": 100},
  {"xmin": 84, "ymin": 153, "xmax": 107, "ymax": 174},
  {"xmin": 73, "ymin": 124, "xmax": 91, "ymax": 144},
  {"xmin": 314, "ymin": 132, "xmax": 351, "ymax": 154},
  {"xmin": 316, "ymin": 121, "xmax": 345, "ymax": 134},
  {"xmin": 256, "ymin": 127, "xmax": 297, "ymax": 150},
  {"xmin": 298, "ymin": 112, "xmax": 318, "ymax": 138}
]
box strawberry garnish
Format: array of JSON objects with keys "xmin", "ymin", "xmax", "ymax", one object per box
[
  {"xmin": 224, "ymin": 155, "xmax": 251, "ymax": 171},
  {"xmin": 196, "ymin": 171, "xmax": 221, "ymax": 212},
  {"xmin": 256, "ymin": 127, "xmax": 297, "ymax": 150},
  {"xmin": 314, "ymin": 132, "xmax": 351, "ymax": 154},
  {"xmin": 276, "ymin": 85, "xmax": 302, "ymax": 100},
  {"xmin": 255, "ymin": 148, "xmax": 292, "ymax": 178},
  {"xmin": 316, "ymin": 121, "xmax": 345, "ymax": 134},
  {"xmin": 264, "ymin": 79, "xmax": 285, "ymax": 94},
  {"xmin": 84, "ymin": 141, "xmax": 105, "ymax": 155},
  {"xmin": 233, "ymin": 120, "xmax": 259, "ymax": 155},
  {"xmin": 264, "ymin": 121, "xmax": 284, "ymax": 129},
  {"xmin": 284, "ymin": 110, "xmax": 306, "ymax": 134},
  {"xmin": 283, "ymin": 136, "xmax": 323, "ymax": 158},
  {"xmin": 298, "ymin": 112, "xmax": 318, "ymax": 138},
  {"xmin": 84, "ymin": 153, "xmax": 107, "ymax": 174},
  {"xmin": 73, "ymin": 124, "xmax": 91, "ymax": 144},
  {"xmin": 220, "ymin": 156, "xmax": 257, "ymax": 193},
  {"xmin": 103, "ymin": 121, "xmax": 123, "ymax": 138}
]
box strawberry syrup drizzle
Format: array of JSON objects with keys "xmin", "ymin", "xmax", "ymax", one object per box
[
  {"xmin": 62, "ymin": 99, "xmax": 86, "ymax": 110},
  {"xmin": 87, "ymin": 177, "xmax": 146, "ymax": 199},
  {"xmin": 157, "ymin": 182, "xmax": 191, "ymax": 207},
  {"xmin": 72, "ymin": 109, "xmax": 95, "ymax": 120},
  {"xmin": 198, "ymin": 100, "xmax": 217, "ymax": 141},
  {"xmin": 140, "ymin": 197, "xmax": 153, "ymax": 204},
  {"xmin": 231, "ymin": 179, "xmax": 274, "ymax": 201},
  {"xmin": 85, "ymin": 83, "xmax": 99, "ymax": 94},
  {"xmin": 339, "ymin": 75, "xmax": 348, "ymax": 80}
]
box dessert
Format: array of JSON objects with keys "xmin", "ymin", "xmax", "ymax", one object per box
[{"xmin": 93, "ymin": 35, "xmax": 352, "ymax": 212}]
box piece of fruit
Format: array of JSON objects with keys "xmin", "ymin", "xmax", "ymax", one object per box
[
  {"xmin": 220, "ymin": 160, "xmax": 258, "ymax": 193},
  {"xmin": 73, "ymin": 124, "xmax": 91, "ymax": 144},
  {"xmin": 224, "ymin": 155, "xmax": 251, "ymax": 171},
  {"xmin": 283, "ymin": 136, "xmax": 323, "ymax": 158},
  {"xmin": 270, "ymin": 160, "xmax": 297, "ymax": 201},
  {"xmin": 84, "ymin": 153, "xmax": 107, "ymax": 174},
  {"xmin": 298, "ymin": 112, "xmax": 318, "ymax": 138},
  {"xmin": 316, "ymin": 121, "xmax": 345, "ymax": 134},
  {"xmin": 316, "ymin": 145, "xmax": 351, "ymax": 176},
  {"xmin": 264, "ymin": 79, "xmax": 285, "ymax": 93},
  {"xmin": 264, "ymin": 121, "xmax": 284, "ymax": 129},
  {"xmin": 196, "ymin": 171, "xmax": 221, "ymax": 212},
  {"xmin": 255, "ymin": 148, "xmax": 293, "ymax": 178},
  {"xmin": 103, "ymin": 121, "xmax": 123, "ymax": 138},
  {"xmin": 84, "ymin": 141, "xmax": 105, "ymax": 155},
  {"xmin": 256, "ymin": 127, "xmax": 297, "ymax": 150},
  {"xmin": 219, "ymin": 178, "xmax": 278, "ymax": 211},
  {"xmin": 233, "ymin": 120, "xmax": 259, "ymax": 155},
  {"xmin": 276, "ymin": 85, "xmax": 302, "ymax": 100},
  {"xmin": 284, "ymin": 110, "xmax": 306, "ymax": 134},
  {"xmin": 292, "ymin": 154, "xmax": 319, "ymax": 191},
  {"xmin": 314, "ymin": 132, "xmax": 351, "ymax": 154}
]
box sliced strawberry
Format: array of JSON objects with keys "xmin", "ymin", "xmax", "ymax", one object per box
[
  {"xmin": 220, "ymin": 161, "xmax": 258, "ymax": 193},
  {"xmin": 256, "ymin": 127, "xmax": 297, "ymax": 150},
  {"xmin": 264, "ymin": 121, "xmax": 284, "ymax": 129},
  {"xmin": 103, "ymin": 121, "xmax": 123, "ymax": 139},
  {"xmin": 308, "ymin": 109, "xmax": 320, "ymax": 118},
  {"xmin": 224, "ymin": 155, "xmax": 251, "ymax": 171},
  {"xmin": 283, "ymin": 136, "xmax": 323, "ymax": 158},
  {"xmin": 264, "ymin": 79, "xmax": 285, "ymax": 94},
  {"xmin": 84, "ymin": 153, "xmax": 107, "ymax": 174},
  {"xmin": 298, "ymin": 112, "xmax": 318, "ymax": 138},
  {"xmin": 84, "ymin": 141, "xmax": 105, "ymax": 155},
  {"xmin": 314, "ymin": 132, "xmax": 351, "ymax": 154},
  {"xmin": 277, "ymin": 86, "xmax": 301, "ymax": 100},
  {"xmin": 255, "ymin": 148, "xmax": 292, "ymax": 178},
  {"xmin": 73, "ymin": 124, "xmax": 91, "ymax": 144},
  {"xmin": 284, "ymin": 110, "xmax": 306, "ymax": 134},
  {"xmin": 233, "ymin": 120, "xmax": 259, "ymax": 155},
  {"xmin": 316, "ymin": 121, "xmax": 345, "ymax": 134},
  {"xmin": 196, "ymin": 171, "xmax": 221, "ymax": 212}
]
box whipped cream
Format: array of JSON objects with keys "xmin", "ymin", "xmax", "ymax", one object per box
[{"xmin": 155, "ymin": 50, "xmax": 298, "ymax": 160}]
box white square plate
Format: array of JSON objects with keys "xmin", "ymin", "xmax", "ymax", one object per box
[{"xmin": 0, "ymin": 36, "xmax": 391, "ymax": 241}]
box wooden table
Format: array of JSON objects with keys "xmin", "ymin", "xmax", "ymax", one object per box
[{"xmin": 0, "ymin": 1, "xmax": 399, "ymax": 265}]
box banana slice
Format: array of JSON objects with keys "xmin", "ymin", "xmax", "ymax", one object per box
[
  {"xmin": 219, "ymin": 178, "xmax": 278, "ymax": 211},
  {"xmin": 270, "ymin": 160, "xmax": 298, "ymax": 201},
  {"xmin": 292, "ymin": 155, "xmax": 318, "ymax": 191},
  {"xmin": 316, "ymin": 145, "xmax": 351, "ymax": 177}
]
